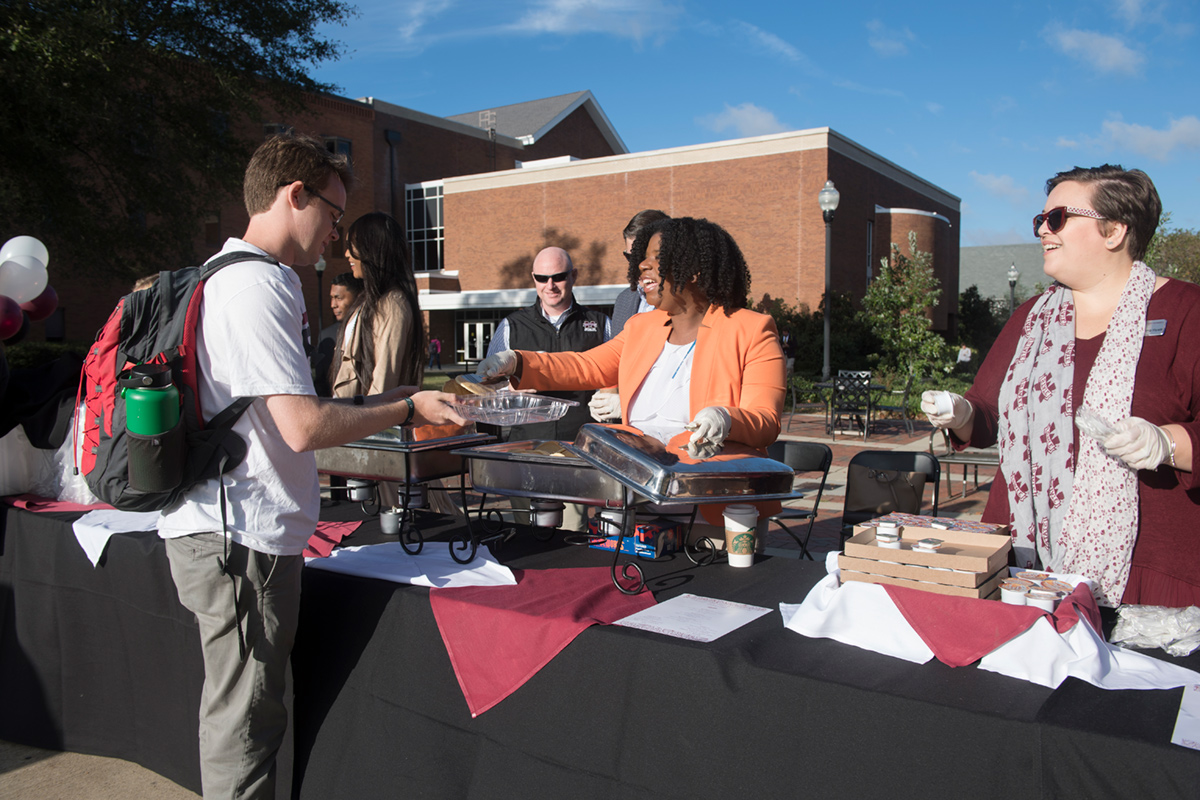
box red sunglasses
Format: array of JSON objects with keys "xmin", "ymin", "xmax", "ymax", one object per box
[{"xmin": 1033, "ymin": 206, "xmax": 1105, "ymax": 238}]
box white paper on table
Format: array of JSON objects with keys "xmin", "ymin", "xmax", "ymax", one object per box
[
  {"xmin": 304, "ymin": 541, "xmax": 516, "ymax": 588},
  {"xmin": 1172, "ymin": 683, "xmax": 1200, "ymax": 750},
  {"xmin": 613, "ymin": 593, "xmax": 771, "ymax": 642},
  {"xmin": 72, "ymin": 509, "xmax": 162, "ymax": 567}
]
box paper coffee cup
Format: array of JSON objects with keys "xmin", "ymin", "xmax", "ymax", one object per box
[{"xmin": 724, "ymin": 504, "xmax": 758, "ymax": 568}]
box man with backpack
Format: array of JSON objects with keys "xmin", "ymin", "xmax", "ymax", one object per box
[{"xmin": 156, "ymin": 132, "xmax": 464, "ymax": 799}]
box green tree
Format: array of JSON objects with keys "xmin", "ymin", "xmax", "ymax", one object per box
[
  {"xmin": 0, "ymin": 0, "xmax": 352, "ymax": 284},
  {"xmin": 957, "ymin": 284, "xmax": 1005, "ymax": 355},
  {"xmin": 1145, "ymin": 212, "xmax": 1200, "ymax": 283},
  {"xmin": 861, "ymin": 231, "xmax": 948, "ymax": 376}
]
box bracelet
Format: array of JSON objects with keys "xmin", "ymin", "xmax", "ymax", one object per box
[
  {"xmin": 401, "ymin": 396, "xmax": 416, "ymax": 427},
  {"xmin": 1164, "ymin": 427, "xmax": 1178, "ymax": 468}
]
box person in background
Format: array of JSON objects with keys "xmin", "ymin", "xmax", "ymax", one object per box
[
  {"xmin": 485, "ymin": 246, "xmax": 611, "ymax": 532},
  {"xmin": 428, "ymin": 336, "xmax": 443, "ymax": 370},
  {"xmin": 313, "ymin": 272, "xmax": 362, "ymax": 397},
  {"xmin": 593, "ymin": 209, "xmax": 671, "ymax": 423},
  {"xmin": 478, "ymin": 217, "xmax": 785, "ymax": 541},
  {"xmin": 923, "ymin": 164, "xmax": 1200, "ymax": 608},
  {"xmin": 158, "ymin": 132, "xmax": 463, "ymax": 799},
  {"xmin": 333, "ymin": 212, "xmax": 428, "ymax": 510}
]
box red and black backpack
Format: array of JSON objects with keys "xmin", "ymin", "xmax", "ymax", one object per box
[{"xmin": 75, "ymin": 253, "xmax": 276, "ymax": 511}]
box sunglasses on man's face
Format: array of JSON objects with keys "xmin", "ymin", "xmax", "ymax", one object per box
[
  {"xmin": 533, "ymin": 270, "xmax": 572, "ymax": 283},
  {"xmin": 1033, "ymin": 206, "xmax": 1105, "ymax": 238}
]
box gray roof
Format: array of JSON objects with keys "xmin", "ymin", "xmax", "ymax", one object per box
[
  {"xmin": 959, "ymin": 243, "xmax": 1047, "ymax": 302},
  {"xmin": 445, "ymin": 90, "xmax": 628, "ymax": 154}
]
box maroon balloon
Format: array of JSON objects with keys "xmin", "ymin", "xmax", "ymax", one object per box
[
  {"xmin": 0, "ymin": 295, "xmax": 23, "ymax": 340},
  {"xmin": 20, "ymin": 284, "xmax": 58, "ymax": 322}
]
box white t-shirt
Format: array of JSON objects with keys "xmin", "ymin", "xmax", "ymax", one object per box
[
  {"xmin": 627, "ymin": 340, "xmax": 695, "ymax": 445},
  {"xmin": 158, "ymin": 239, "xmax": 320, "ymax": 555}
]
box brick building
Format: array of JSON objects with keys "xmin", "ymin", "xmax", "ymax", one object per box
[{"xmin": 43, "ymin": 89, "xmax": 960, "ymax": 370}]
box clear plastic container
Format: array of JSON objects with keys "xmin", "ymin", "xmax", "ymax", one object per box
[{"xmin": 450, "ymin": 393, "xmax": 579, "ymax": 426}]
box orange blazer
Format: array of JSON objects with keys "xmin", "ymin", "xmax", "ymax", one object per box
[{"xmin": 518, "ymin": 306, "xmax": 786, "ymax": 524}]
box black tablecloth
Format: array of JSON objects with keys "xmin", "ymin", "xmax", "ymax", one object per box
[{"xmin": 3, "ymin": 502, "xmax": 1200, "ymax": 799}]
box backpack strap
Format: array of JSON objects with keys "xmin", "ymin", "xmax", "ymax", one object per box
[{"xmin": 200, "ymin": 251, "xmax": 278, "ymax": 281}]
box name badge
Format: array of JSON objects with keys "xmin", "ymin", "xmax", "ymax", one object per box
[{"xmin": 1145, "ymin": 319, "xmax": 1167, "ymax": 337}]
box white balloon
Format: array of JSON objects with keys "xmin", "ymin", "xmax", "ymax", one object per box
[
  {"xmin": 0, "ymin": 236, "xmax": 50, "ymax": 270},
  {"xmin": 0, "ymin": 254, "xmax": 49, "ymax": 303}
]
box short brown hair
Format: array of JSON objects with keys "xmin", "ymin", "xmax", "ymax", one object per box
[
  {"xmin": 243, "ymin": 132, "xmax": 353, "ymax": 216},
  {"xmin": 1046, "ymin": 164, "xmax": 1161, "ymax": 262}
]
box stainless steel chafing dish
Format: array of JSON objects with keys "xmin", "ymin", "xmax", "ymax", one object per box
[
  {"xmin": 315, "ymin": 427, "xmax": 494, "ymax": 484},
  {"xmin": 565, "ymin": 424, "xmax": 795, "ymax": 504},
  {"xmin": 455, "ymin": 439, "xmax": 626, "ymax": 508}
]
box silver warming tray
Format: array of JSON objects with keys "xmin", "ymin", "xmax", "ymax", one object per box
[
  {"xmin": 315, "ymin": 428, "xmax": 494, "ymax": 484},
  {"xmin": 565, "ymin": 424, "xmax": 795, "ymax": 504},
  {"xmin": 455, "ymin": 440, "xmax": 626, "ymax": 507}
]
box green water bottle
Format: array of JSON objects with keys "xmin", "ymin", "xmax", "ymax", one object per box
[{"xmin": 120, "ymin": 364, "xmax": 179, "ymax": 435}]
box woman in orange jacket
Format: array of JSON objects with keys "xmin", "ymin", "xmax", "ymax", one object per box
[{"xmin": 476, "ymin": 216, "xmax": 786, "ymax": 528}]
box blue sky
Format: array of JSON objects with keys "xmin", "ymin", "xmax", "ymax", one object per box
[{"xmin": 310, "ymin": 0, "xmax": 1200, "ymax": 246}]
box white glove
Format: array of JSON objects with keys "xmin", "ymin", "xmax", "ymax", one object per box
[
  {"xmin": 1100, "ymin": 417, "xmax": 1172, "ymax": 471},
  {"xmin": 920, "ymin": 390, "xmax": 973, "ymax": 431},
  {"xmin": 588, "ymin": 392, "xmax": 621, "ymax": 422},
  {"xmin": 475, "ymin": 350, "xmax": 518, "ymax": 380},
  {"xmin": 684, "ymin": 406, "xmax": 732, "ymax": 459}
]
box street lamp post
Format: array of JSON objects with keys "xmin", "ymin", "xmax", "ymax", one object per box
[
  {"xmin": 315, "ymin": 255, "xmax": 327, "ymax": 332},
  {"xmin": 1007, "ymin": 262, "xmax": 1019, "ymax": 316},
  {"xmin": 818, "ymin": 180, "xmax": 840, "ymax": 382}
]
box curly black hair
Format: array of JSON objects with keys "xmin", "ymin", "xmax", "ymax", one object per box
[{"xmin": 626, "ymin": 217, "xmax": 751, "ymax": 315}]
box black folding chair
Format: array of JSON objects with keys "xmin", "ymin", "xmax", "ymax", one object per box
[
  {"xmin": 830, "ymin": 371, "xmax": 873, "ymax": 440},
  {"xmin": 840, "ymin": 450, "xmax": 940, "ymax": 539},
  {"xmin": 764, "ymin": 441, "xmax": 833, "ymax": 560}
]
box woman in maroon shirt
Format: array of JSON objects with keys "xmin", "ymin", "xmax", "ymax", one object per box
[{"xmin": 923, "ymin": 165, "xmax": 1200, "ymax": 608}]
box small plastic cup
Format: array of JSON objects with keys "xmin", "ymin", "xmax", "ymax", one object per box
[{"xmin": 379, "ymin": 509, "xmax": 401, "ymax": 535}]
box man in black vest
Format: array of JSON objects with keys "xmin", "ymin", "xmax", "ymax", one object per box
[{"xmin": 485, "ymin": 246, "xmax": 610, "ymax": 530}]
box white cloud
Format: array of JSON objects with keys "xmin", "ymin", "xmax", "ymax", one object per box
[
  {"xmin": 732, "ymin": 20, "xmax": 804, "ymax": 63},
  {"xmin": 1057, "ymin": 136, "xmax": 1080, "ymax": 148},
  {"xmin": 969, "ymin": 171, "xmax": 1031, "ymax": 206},
  {"xmin": 397, "ymin": 0, "xmax": 454, "ymax": 43},
  {"xmin": 1101, "ymin": 115, "xmax": 1200, "ymax": 160},
  {"xmin": 866, "ymin": 19, "xmax": 916, "ymax": 57},
  {"xmin": 697, "ymin": 103, "xmax": 789, "ymax": 138},
  {"xmin": 831, "ymin": 79, "xmax": 906, "ymax": 99},
  {"xmin": 1042, "ymin": 25, "xmax": 1144, "ymax": 75},
  {"xmin": 512, "ymin": 0, "xmax": 683, "ymax": 41},
  {"xmin": 925, "ymin": 102, "xmax": 943, "ymax": 115}
]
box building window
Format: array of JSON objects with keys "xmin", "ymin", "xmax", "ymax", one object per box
[
  {"xmin": 204, "ymin": 214, "xmax": 221, "ymax": 246},
  {"xmin": 406, "ymin": 181, "xmax": 444, "ymax": 271},
  {"xmin": 262, "ymin": 123, "xmax": 293, "ymax": 138},
  {"xmin": 324, "ymin": 136, "xmax": 352, "ymax": 159}
]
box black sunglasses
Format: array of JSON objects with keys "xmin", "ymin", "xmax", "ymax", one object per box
[
  {"xmin": 533, "ymin": 270, "xmax": 572, "ymax": 284},
  {"xmin": 1033, "ymin": 206, "xmax": 1105, "ymax": 238}
]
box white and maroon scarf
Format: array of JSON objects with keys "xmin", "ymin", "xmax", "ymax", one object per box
[{"xmin": 997, "ymin": 261, "xmax": 1155, "ymax": 607}]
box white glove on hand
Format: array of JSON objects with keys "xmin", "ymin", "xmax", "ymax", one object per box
[
  {"xmin": 920, "ymin": 390, "xmax": 973, "ymax": 431},
  {"xmin": 684, "ymin": 407, "xmax": 732, "ymax": 459},
  {"xmin": 475, "ymin": 350, "xmax": 518, "ymax": 380},
  {"xmin": 1100, "ymin": 417, "xmax": 1172, "ymax": 471},
  {"xmin": 588, "ymin": 392, "xmax": 621, "ymax": 422}
]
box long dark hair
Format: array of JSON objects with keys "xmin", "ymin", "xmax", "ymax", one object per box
[{"xmin": 344, "ymin": 212, "xmax": 425, "ymax": 388}]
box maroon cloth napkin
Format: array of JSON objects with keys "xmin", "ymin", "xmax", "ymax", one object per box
[
  {"xmin": 3, "ymin": 493, "xmax": 112, "ymax": 513},
  {"xmin": 303, "ymin": 520, "xmax": 363, "ymax": 558},
  {"xmin": 883, "ymin": 583, "xmax": 1103, "ymax": 668},
  {"xmin": 430, "ymin": 567, "xmax": 656, "ymax": 717}
]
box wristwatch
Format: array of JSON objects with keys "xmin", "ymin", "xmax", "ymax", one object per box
[{"xmin": 353, "ymin": 394, "xmax": 365, "ymax": 406}]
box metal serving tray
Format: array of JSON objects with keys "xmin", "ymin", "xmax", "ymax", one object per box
[
  {"xmin": 565, "ymin": 424, "xmax": 796, "ymax": 505},
  {"xmin": 315, "ymin": 429, "xmax": 494, "ymax": 484},
  {"xmin": 455, "ymin": 439, "xmax": 626, "ymax": 507}
]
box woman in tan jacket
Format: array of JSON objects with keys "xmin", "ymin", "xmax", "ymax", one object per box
[{"xmin": 332, "ymin": 212, "xmax": 425, "ymax": 398}]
